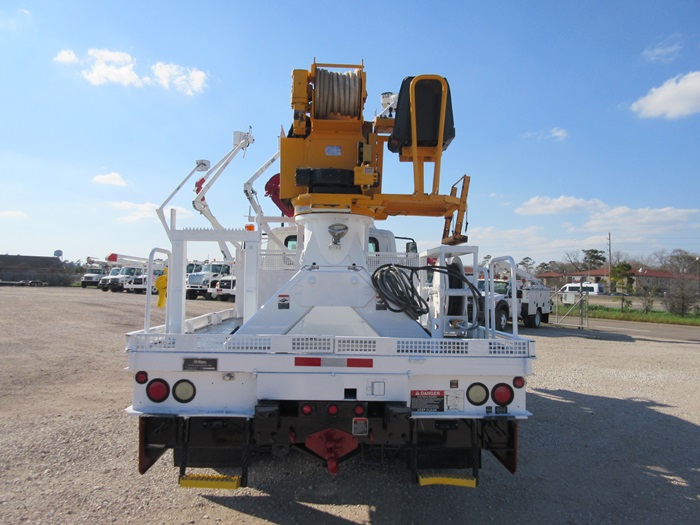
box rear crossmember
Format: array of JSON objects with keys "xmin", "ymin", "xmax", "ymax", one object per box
[{"xmin": 138, "ymin": 401, "xmax": 518, "ymax": 488}]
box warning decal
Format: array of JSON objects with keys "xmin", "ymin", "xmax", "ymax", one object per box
[
  {"xmin": 411, "ymin": 390, "xmax": 444, "ymax": 412},
  {"xmin": 410, "ymin": 390, "xmax": 464, "ymax": 412}
]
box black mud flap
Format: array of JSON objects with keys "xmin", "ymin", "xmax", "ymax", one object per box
[
  {"xmin": 483, "ymin": 419, "xmax": 518, "ymax": 474},
  {"xmin": 139, "ymin": 416, "xmax": 177, "ymax": 474}
]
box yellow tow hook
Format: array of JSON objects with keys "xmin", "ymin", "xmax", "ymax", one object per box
[{"xmin": 155, "ymin": 269, "xmax": 168, "ymax": 308}]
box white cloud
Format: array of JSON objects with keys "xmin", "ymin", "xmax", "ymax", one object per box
[
  {"xmin": 522, "ymin": 127, "xmax": 569, "ymax": 141},
  {"xmin": 151, "ymin": 62, "xmax": 208, "ymax": 95},
  {"xmin": 549, "ymin": 127, "xmax": 568, "ymax": 141},
  {"xmin": 53, "ymin": 49, "xmax": 79, "ymax": 64},
  {"xmin": 54, "ymin": 48, "xmax": 209, "ymax": 96},
  {"xmin": 631, "ymin": 71, "xmax": 700, "ymax": 119},
  {"xmin": 82, "ymin": 49, "xmax": 143, "ymax": 87},
  {"xmin": 643, "ymin": 36, "xmax": 682, "ymax": 63},
  {"xmin": 581, "ymin": 206, "xmax": 699, "ymax": 236},
  {"xmin": 516, "ymin": 196, "xmax": 606, "ymax": 216},
  {"xmin": 109, "ymin": 201, "xmax": 158, "ymax": 222},
  {"xmin": 0, "ymin": 210, "xmax": 29, "ymax": 219},
  {"xmin": 109, "ymin": 202, "xmax": 192, "ymax": 222},
  {"xmin": 93, "ymin": 172, "xmax": 127, "ymax": 186}
]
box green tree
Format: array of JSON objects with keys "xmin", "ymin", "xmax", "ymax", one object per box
[
  {"xmin": 582, "ymin": 249, "xmax": 606, "ymax": 270},
  {"xmin": 610, "ymin": 262, "xmax": 633, "ymax": 292},
  {"xmin": 662, "ymin": 277, "xmax": 698, "ymax": 316},
  {"xmin": 518, "ymin": 257, "xmax": 535, "ymax": 273}
]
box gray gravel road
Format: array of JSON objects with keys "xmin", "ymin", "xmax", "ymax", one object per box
[{"xmin": 1, "ymin": 287, "xmax": 698, "ymax": 524}]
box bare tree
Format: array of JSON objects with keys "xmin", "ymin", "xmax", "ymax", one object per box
[
  {"xmin": 564, "ymin": 251, "xmax": 582, "ymax": 272},
  {"xmin": 662, "ymin": 277, "xmax": 698, "ymax": 316}
]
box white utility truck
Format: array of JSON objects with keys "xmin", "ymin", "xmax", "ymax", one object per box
[
  {"xmin": 105, "ymin": 253, "xmax": 148, "ymax": 293},
  {"xmin": 477, "ymin": 267, "xmax": 553, "ymax": 330},
  {"xmin": 126, "ymin": 61, "xmax": 535, "ymax": 489},
  {"xmin": 80, "ymin": 257, "xmax": 112, "ymax": 288}
]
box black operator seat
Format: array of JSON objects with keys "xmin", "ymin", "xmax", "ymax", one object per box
[{"xmin": 387, "ymin": 76, "xmax": 456, "ymax": 154}]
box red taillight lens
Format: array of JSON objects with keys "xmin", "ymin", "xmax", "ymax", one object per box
[
  {"xmin": 491, "ymin": 383, "xmax": 514, "ymax": 406},
  {"xmin": 135, "ymin": 371, "xmax": 148, "ymax": 384},
  {"xmin": 353, "ymin": 404, "xmax": 366, "ymax": 416},
  {"xmin": 146, "ymin": 379, "xmax": 170, "ymax": 403},
  {"xmin": 327, "ymin": 403, "xmax": 339, "ymax": 416},
  {"xmin": 301, "ymin": 403, "xmax": 313, "ymax": 416},
  {"xmin": 513, "ymin": 376, "xmax": 526, "ymax": 389}
]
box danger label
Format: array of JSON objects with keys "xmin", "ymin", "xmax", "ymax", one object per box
[
  {"xmin": 411, "ymin": 390, "xmax": 444, "ymax": 412},
  {"xmin": 410, "ymin": 390, "xmax": 464, "ymax": 412}
]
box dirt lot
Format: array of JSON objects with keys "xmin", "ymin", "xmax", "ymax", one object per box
[{"xmin": 1, "ymin": 287, "xmax": 698, "ymax": 524}]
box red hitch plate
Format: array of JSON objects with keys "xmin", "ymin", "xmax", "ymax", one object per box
[{"xmin": 305, "ymin": 428, "xmax": 358, "ymax": 475}]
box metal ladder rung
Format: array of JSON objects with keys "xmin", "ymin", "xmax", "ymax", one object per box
[
  {"xmin": 179, "ymin": 473, "xmax": 242, "ymax": 490},
  {"xmin": 417, "ymin": 469, "xmax": 477, "ymax": 488}
]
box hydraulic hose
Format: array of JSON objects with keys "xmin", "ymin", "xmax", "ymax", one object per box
[{"xmin": 371, "ymin": 264, "xmax": 482, "ymax": 330}]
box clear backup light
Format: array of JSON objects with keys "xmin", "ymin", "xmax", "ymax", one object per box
[
  {"xmin": 172, "ymin": 380, "xmax": 196, "ymax": 403},
  {"xmin": 467, "ymin": 383, "xmax": 489, "ymax": 406},
  {"xmin": 146, "ymin": 378, "xmax": 170, "ymax": 403},
  {"xmin": 491, "ymin": 383, "xmax": 515, "ymax": 406}
]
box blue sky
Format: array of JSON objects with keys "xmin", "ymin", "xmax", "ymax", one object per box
[{"xmin": 1, "ymin": 1, "xmax": 699, "ymax": 267}]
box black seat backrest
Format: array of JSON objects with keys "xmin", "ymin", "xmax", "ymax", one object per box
[{"xmin": 388, "ymin": 76, "xmax": 455, "ymax": 154}]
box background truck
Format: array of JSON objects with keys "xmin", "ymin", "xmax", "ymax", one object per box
[
  {"xmin": 105, "ymin": 253, "xmax": 148, "ymax": 293},
  {"xmin": 98, "ymin": 267, "xmax": 121, "ymax": 291},
  {"xmin": 127, "ymin": 61, "xmax": 534, "ymax": 490},
  {"xmin": 185, "ymin": 261, "xmax": 233, "ymax": 300},
  {"xmin": 80, "ymin": 263, "xmax": 109, "ymax": 288},
  {"xmin": 478, "ymin": 266, "xmax": 553, "ymax": 330}
]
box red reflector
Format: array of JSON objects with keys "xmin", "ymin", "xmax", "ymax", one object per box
[
  {"xmin": 301, "ymin": 404, "xmax": 313, "ymax": 415},
  {"xmin": 327, "ymin": 404, "xmax": 339, "ymax": 415},
  {"xmin": 492, "ymin": 383, "xmax": 514, "ymax": 406},
  {"xmin": 295, "ymin": 357, "xmax": 322, "ymax": 367},
  {"xmin": 135, "ymin": 371, "xmax": 148, "ymax": 384},
  {"xmin": 513, "ymin": 376, "xmax": 526, "ymax": 389},
  {"xmin": 353, "ymin": 404, "xmax": 366, "ymax": 416},
  {"xmin": 146, "ymin": 379, "xmax": 169, "ymax": 403},
  {"xmin": 346, "ymin": 358, "xmax": 373, "ymax": 368}
]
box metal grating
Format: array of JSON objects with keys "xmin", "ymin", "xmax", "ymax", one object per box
[
  {"xmin": 366, "ymin": 253, "xmax": 420, "ymax": 273},
  {"xmin": 487, "ymin": 341, "xmax": 528, "ymax": 355},
  {"xmin": 223, "ymin": 336, "xmax": 272, "ymax": 352},
  {"xmin": 336, "ymin": 338, "xmax": 377, "ymax": 353},
  {"xmin": 291, "ymin": 336, "xmax": 333, "ymax": 353},
  {"xmin": 397, "ymin": 340, "xmax": 471, "ymax": 355},
  {"xmin": 134, "ymin": 335, "xmax": 177, "ymax": 350},
  {"xmin": 259, "ymin": 251, "xmax": 298, "ymax": 271}
]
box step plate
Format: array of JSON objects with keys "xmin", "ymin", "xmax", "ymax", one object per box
[
  {"xmin": 418, "ymin": 470, "xmax": 477, "ymax": 488},
  {"xmin": 179, "ymin": 473, "xmax": 241, "ymax": 490}
]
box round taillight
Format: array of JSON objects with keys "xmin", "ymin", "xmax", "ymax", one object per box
[
  {"xmin": 467, "ymin": 383, "xmax": 489, "ymax": 406},
  {"xmin": 135, "ymin": 371, "xmax": 148, "ymax": 384},
  {"xmin": 513, "ymin": 376, "xmax": 526, "ymax": 389},
  {"xmin": 491, "ymin": 383, "xmax": 514, "ymax": 406},
  {"xmin": 146, "ymin": 378, "xmax": 170, "ymax": 403},
  {"xmin": 301, "ymin": 403, "xmax": 313, "ymax": 416},
  {"xmin": 172, "ymin": 380, "xmax": 196, "ymax": 403},
  {"xmin": 327, "ymin": 403, "xmax": 339, "ymax": 416},
  {"xmin": 353, "ymin": 404, "xmax": 366, "ymax": 416}
]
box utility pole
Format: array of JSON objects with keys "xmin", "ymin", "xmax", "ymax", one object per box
[{"xmin": 607, "ymin": 232, "xmax": 612, "ymax": 293}]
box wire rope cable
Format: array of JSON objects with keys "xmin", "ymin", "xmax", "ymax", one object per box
[{"xmin": 314, "ymin": 68, "xmax": 361, "ymax": 119}]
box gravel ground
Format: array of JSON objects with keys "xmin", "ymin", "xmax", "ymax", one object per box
[{"xmin": 1, "ymin": 287, "xmax": 698, "ymax": 524}]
